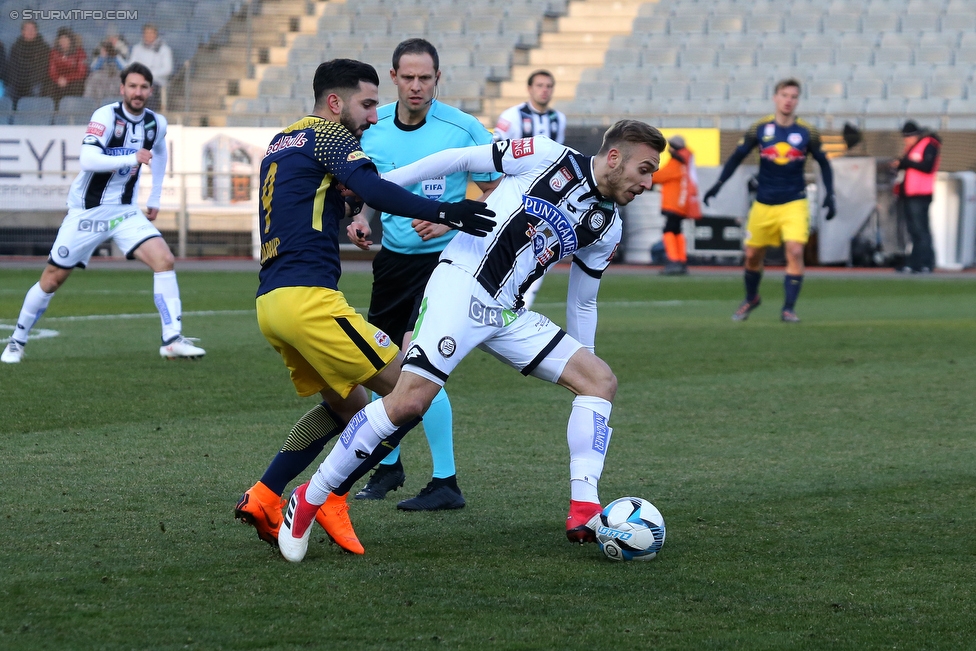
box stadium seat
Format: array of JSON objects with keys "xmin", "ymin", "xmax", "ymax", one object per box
[
  {"xmin": 258, "ymin": 79, "xmax": 295, "ymax": 98},
  {"xmin": 651, "ymin": 80, "xmax": 689, "ymax": 102},
  {"xmin": 940, "ymin": 12, "xmax": 976, "ymax": 33},
  {"xmin": 861, "ymin": 12, "xmax": 899, "ymax": 32},
  {"xmin": 728, "ymin": 78, "xmax": 768, "ymax": 100},
  {"xmin": 744, "ymin": 14, "xmax": 783, "ymax": 35},
  {"xmin": 847, "ymin": 78, "xmax": 886, "ymax": 99},
  {"xmin": 756, "ymin": 46, "xmax": 794, "ymax": 67},
  {"xmin": 929, "ymin": 78, "xmax": 966, "ymax": 99},
  {"xmin": 783, "ymin": 12, "xmax": 823, "ymax": 35},
  {"xmin": 822, "ymin": 12, "xmax": 863, "ymax": 33},
  {"xmin": 873, "ymin": 46, "xmax": 913, "ymax": 66},
  {"xmin": 266, "ymin": 97, "xmax": 308, "ymax": 116},
  {"xmin": 718, "ymin": 47, "xmax": 755, "ymax": 67},
  {"xmin": 865, "ymin": 97, "xmax": 906, "ymax": 114},
  {"xmin": 464, "ymin": 15, "xmax": 501, "ymax": 35},
  {"xmin": 796, "ymin": 47, "xmax": 834, "ymax": 67},
  {"xmin": 903, "ymin": 98, "xmax": 946, "ymax": 119},
  {"xmin": 289, "ymin": 48, "xmax": 326, "ymax": 67},
  {"xmin": 824, "ymin": 97, "xmax": 866, "ymax": 116},
  {"xmin": 888, "ymin": 78, "xmax": 926, "ymax": 99},
  {"xmin": 946, "ymin": 98, "xmax": 976, "ymax": 115},
  {"xmin": 230, "ymin": 98, "xmax": 267, "ymax": 113},
  {"xmin": 13, "ymin": 97, "xmax": 55, "ymax": 125},
  {"xmin": 689, "ymin": 80, "xmax": 726, "ymax": 102},
  {"xmin": 679, "ymin": 48, "xmax": 718, "ymax": 67},
  {"xmin": 808, "ymin": 79, "xmax": 846, "ymax": 99},
  {"xmin": 631, "ymin": 16, "xmax": 669, "ymax": 36},
  {"xmin": 708, "ymin": 15, "xmax": 744, "ymax": 35},
  {"xmin": 57, "ymin": 96, "xmax": 97, "ymax": 116},
  {"xmin": 352, "ymin": 15, "xmax": 389, "ymax": 36},
  {"xmin": 427, "ymin": 16, "xmax": 466, "ymax": 37},
  {"xmin": 913, "ymin": 46, "xmax": 952, "ymax": 66},
  {"xmin": 835, "ymin": 46, "xmax": 872, "ymax": 66},
  {"xmin": 668, "ymin": 15, "xmax": 706, "ymax": 36},
  {"xmin": 576, "ymin": 80, "xmax": 613, "ymax": 101},
  {"xmin": 612, "ymin": 82, "xmax": 650, "ymax": 102},
  {"xmin": 901, "ymin": 12, "xmax": 940, "ymax": 33},
  {"xmin": 0, "ymin": 97, "xmax": 13, "ymax": 125}
]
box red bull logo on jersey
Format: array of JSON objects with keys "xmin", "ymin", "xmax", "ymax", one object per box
[
  {"xmin": 760, "ymin": 141, "xmax": 805, "ymax": 165},
  {"xmin": 266, "ymin": 132, "xmax": 307, "ymax": 155}
]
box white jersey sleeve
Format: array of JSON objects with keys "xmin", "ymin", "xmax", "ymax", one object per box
[
  {"xmin": 492, "ymin": 105, "xmax": 522, "ymax": 142},
  {"xmin": 147, "ymin": 114, "xmax": 168, "ymax": 208},
  {"xmin": 79, "ymin": 105, "xmax": 138, "ymax": 172}
]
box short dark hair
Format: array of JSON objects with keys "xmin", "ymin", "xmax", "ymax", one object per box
[
  {"xmin": 312, "ymin": 59, "xmax": 380, "ymax": 105},
  {"xmin": 527, "ymin": 69, "xmax": 554, "ymax": 86},
  {"xmin": 121, "ymin": 62, "xmax": 153, "ymax": 86},
  {"xmin": 598, "ymin": 120, "xmax": 667, "ymax": 156},
  {"xmin": 774, "ymin": 77, "xmax": 801, "ymax": 94},
  {"xmin": 392, "ymin": 38, "xmax": 439, "ymax": 72}
]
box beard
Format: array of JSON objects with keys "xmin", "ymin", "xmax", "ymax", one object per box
[
  {"xmin": 604, "ymin": 154, "xmax": 629, "ymax": 202},
  {"xmin": 339, "ymin": 106, "xmax": 364, "ymax": 139}
]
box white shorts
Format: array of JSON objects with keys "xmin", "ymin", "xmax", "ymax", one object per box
[
  {"xmin": 403, "ymin": 262, "xmax": 583, "ymax": 386},
  {"xmin": 49, "ymin": 204, "xmax": 162, "ymax": 269}
]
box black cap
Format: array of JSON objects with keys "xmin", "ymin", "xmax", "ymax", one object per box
[
  {"xmin": 901, "ymin": 120, "xmax": 921, "ymax": 137},
  {"xmin": 668, "ymin": 135, "xmax": 686, "ymax": 150}
]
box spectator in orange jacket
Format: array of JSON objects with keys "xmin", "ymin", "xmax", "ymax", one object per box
[
  {"xmin": 891, "ymin": 120, "xmax": 941, "ymax": 273},
  {"xmin": 651, "ymin": 135, "xmax": 701, "ymax": 275},
  {"xmin": 46, "ymin": 27, "xmax": 88, "ymax": 108}
]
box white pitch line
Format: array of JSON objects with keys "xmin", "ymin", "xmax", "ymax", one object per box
[{"xmin": 1, "ymin": 309, "xmax": 255, "ymax": 323}]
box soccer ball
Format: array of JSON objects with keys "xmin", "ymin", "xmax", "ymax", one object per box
[{"xmin": 596, "ymin": 497, "xmax": 666, "ymax": 561}]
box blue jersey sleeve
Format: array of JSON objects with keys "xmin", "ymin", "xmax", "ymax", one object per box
[{"xmin": 309, "ymin": 121, "xmax": 376, "ymax": 183}]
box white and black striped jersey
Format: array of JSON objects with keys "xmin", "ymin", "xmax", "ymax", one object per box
[
  {"xmin": 493, "ymin": 102, "xmax": 567, "ymax": 144},
  {"xmin": 68, "ymin": 102, "xmax": 167, "ymax": 210},
  {"xmin": 384, "ymin": 136, "xmax": 621, "ymax": 311}
]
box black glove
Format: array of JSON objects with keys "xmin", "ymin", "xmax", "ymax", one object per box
[
  {"xmin": 344, "ymin": 195, "xmax": 364, "ymax": 216},
  {"xmin": 702, "ymin": 184, "xmax": 720, "ymax": 207},
  {"xmin": 434, "ymin": 200, "xmax": 496, "ymax": 237},
  {"xmin": 823, "ymin": 194, "xmax": 836, "ymax": 221}
]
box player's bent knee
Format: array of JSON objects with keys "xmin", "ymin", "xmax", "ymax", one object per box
[{"xmin": 559, "ymin": 351, "xmax": 617, "ymax": 401}]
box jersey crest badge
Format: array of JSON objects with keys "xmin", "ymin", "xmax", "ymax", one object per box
[
  {"xmin": 787, "ymin": 132, "xmax": 803, "ymax": 146},
  {"xmin": 549, "ymin": 166, "xmax": 573, "ymax": 191},
  {"xmin": 114, "ymin": 119, "xmax": 125, "ymax": 139},
  {"xmin": 374, "ymin": 331, "xmax": 391, "ymax": 348}
]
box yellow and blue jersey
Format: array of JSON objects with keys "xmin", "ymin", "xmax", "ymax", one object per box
[
  {"xmin": 257, "ymin": 117, "xmax": 374, "ymax": 296},
  {"xmin": 718, "ymin": 115, "xmax": 833, "ymax": 206},
  {"xmin": 361, "ymin": 100, "xmax": 499, "ymax": 255}
]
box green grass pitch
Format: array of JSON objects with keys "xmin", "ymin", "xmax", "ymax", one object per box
[{"xmin": 1, "ymin": 266, "xmax": 975, "ymax": 650}]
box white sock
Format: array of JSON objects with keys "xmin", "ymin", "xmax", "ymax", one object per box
[
  {"xmin": 567, "ymin": 395, "xmax": 613, "ymax": 504},
  {"xmin": 308, "ymin": 398, "xmax": 397, "ymax": 502},
  {"xmin": 12, "ymin": 283, "xmax": 54, "ymax": 344},
  {"xmin": 153, "ymin": 270, "xmax": 182, "ymax": 342}
]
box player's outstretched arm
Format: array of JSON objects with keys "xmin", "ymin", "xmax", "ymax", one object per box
[
  {"xmin": 343, "ymin": 166, "xmax": 495, "ymax": 237},
  {"xmin": 382, "ymin": 144, "xmax": 497, "ymax": 188},
  {"xmin": 79, "ymin": 142, "xmax": 138, "ymax": 173},
  {"xmin": 704, "ymin": 130, "xmax": 759, "ymax": 205}
]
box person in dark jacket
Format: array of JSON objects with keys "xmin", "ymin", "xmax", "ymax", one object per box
[
  {"xmin": 892, "ymin": 120, "xmax": 941, "ymax": 274},
  {"xmin": 7, "ymin": 20, "xmax": 50, "ymax": 107}
]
